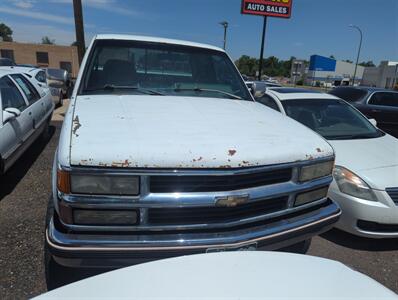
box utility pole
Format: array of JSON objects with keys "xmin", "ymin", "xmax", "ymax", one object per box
[
  {"xmin": 257, "ymin": 16, "xmax": 267, "ymax": 81},
  {"xmin": 73, "ymin": 0, "xmax": 86, "ymax": 65},
  {"xmin": 219, "ymin": 21, "xmax": 229, "ymax": 50},
  {"xmin": 349, "ymin": 24, "xmax": 363, "ymax": 86}
]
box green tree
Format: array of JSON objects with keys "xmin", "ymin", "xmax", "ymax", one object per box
[
  {"xmin": 42, "ymin": 36, "xmax": 55, "ymax": 45},
  {"xmin": 235, "ymin": 55, "xmax": 258, "ymax": 77},
  {"xmin": 0, "ymin": 23, "xmax": 13, "ymax": 42},
  {"xmin": 359, "ymin": 61, "xmax": 376, "ymax": 67}
]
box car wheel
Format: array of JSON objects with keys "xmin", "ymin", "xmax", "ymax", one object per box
[{"xmin": 278, "ymin": 239, "xmax": 312, "ymax": 254}]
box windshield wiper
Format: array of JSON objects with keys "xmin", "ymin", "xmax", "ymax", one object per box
[
  {"xmin": 85, "ymin": 84, "xmax": 164, "ymax": 96},
  {"xmin": 173, "ymin": 87, "xmax": 243, "ymax": 100},
  {"xmin": 326, "ymin": 133, "xmax": 378, "ymax": 140}
]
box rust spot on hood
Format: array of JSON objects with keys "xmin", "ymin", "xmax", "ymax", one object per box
[
  {"xmin": 228, "ymin": 149, "xmax": 237, "ymax": 156},
  {"xmin": 72, "ymin": 115, "xmax": 82, "ymax": 137},
  {"xmin": 218, "ymin": 165, "xmax": 232, "ymax": 169},
  {"xmin": 111, "ymin": 159, "xmax": 131, "ymax": 168}
]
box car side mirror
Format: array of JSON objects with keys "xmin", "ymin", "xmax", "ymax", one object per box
[
  {"xmin": 369, "ymin": 118, "xmax": 377, "ymax": 127},
  {"xmin": 3, "ymin": 107, "xmax": 21, "ymax": 123}
]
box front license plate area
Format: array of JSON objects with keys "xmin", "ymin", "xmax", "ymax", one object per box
[{"xmin": 206, "ymin": 242, "xmax": 257, "ymax": 253}]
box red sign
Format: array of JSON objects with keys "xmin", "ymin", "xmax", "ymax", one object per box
[{"xmin": 241, "ymin": 0, "xmax": 293, "ymax": 18}]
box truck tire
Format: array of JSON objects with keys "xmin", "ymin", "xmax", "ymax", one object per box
[
  {"xmin": 279, "ymin": 239, "xmax": 312, "ymax": 254},
  {"xmin": 44, "ymin": 196, "xmax": 71, "ymax": 290}
]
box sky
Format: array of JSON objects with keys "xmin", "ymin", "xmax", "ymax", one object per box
[{"xmin": 1, "ymin": 0, "xmax": 397, "ymax": 64}]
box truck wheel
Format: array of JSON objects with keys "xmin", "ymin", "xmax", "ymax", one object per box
[
  {"xmin": 279, "ymin": 239, "xmax": 312, "ymax": 254},
  {"xmin": 44, "ymin": 196, "xmax": 70, "ymax": 290}
]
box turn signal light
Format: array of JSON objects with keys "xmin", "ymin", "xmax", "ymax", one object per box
[{"xmin": 57, "ymin": 169, "xmax": 71, "ymax": 194}]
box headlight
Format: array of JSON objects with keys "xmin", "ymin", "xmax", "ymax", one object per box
[
  {"xmin": 70, "ymin": 174, "xmax": 140, "ymax": 195},
  {"xmin": 333, "ymin": 166, "xmax": 376, "ymax": 201},
  {"xmin": 299, "ymin": 160, "xmax": 334, "ymax": 182},
  {"xmin": 294, "ymin": 187, "xmax": 329, "ymax": 207}
]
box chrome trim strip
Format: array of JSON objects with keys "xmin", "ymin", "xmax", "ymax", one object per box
[
  {"xmin": 60, "ymin": 197, "xmax": 328, "ymax": 232},
  {"xmin": 46, "ymin": 203, "xmax": 341, "ymax": 252},
  {"xmin": 59, "ymin": 176, "xmax": 332, "ymax": 206}
]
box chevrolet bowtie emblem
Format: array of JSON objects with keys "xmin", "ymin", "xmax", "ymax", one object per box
[{"xmin": 215, "ymin": 194, "xmax": 250, "ymax": 207}]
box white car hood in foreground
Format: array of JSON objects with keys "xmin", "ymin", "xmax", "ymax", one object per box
[
  {"xmin": 35, "ymin": 252, "xmax": 397, "ymax": 299},
  {"xmin": 329, "ymin": 134, "xmax": 398, "ymax": 189},
  {"xmin": 68, "ymin": 95, "xmax": 333, "ymax": 168}
]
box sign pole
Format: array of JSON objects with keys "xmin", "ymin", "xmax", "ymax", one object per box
[{"xmin": 258, "ymin": 16, "xmax": 267, "ymax": 81}]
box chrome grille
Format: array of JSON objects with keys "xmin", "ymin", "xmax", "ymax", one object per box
[
  {"xmin": 147, "ymin": 196, "xmax": 288, "ymax": 226},
  {"xmin": 149, "ymin": 168, "xmax": 292, "ymax": 193}
]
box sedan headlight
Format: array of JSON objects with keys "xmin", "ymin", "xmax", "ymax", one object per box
[
  {"xmin": 333, "ymin": 166, "xmax": 377, "ymax": 201},
  {"xmin": 70, "ymin": 174, "xmax": 140, "ymax": 195},
  {"xmin": 299, "ymin": 160, "xmax": 334, "ymax": 182}
]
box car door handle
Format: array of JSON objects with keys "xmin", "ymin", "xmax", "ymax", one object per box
[{"xmin": 371, "ymin": 109, "xmax": 382, "ymax": 113}]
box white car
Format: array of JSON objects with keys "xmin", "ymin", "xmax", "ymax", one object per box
[
  {"xmin": 3, "ymin": 66, "xmax": 64, "ymax": 106},
  {"xmin": 257, "ymin": 87, "xmax": 398, "ymax": 238},
  {"xmin": 35, "ymin": 252, "xmax": 397, "ymax": 299},
  {"xmin": 0, "ymin": 68, "xmax": 54, "ymax": 174}
]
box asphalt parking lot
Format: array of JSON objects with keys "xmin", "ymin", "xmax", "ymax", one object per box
[{"xmin": 0, "ymin": 102, "xmax": 397, "ymax": 299}]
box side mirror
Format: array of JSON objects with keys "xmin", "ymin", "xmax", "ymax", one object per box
[
  {"xmin": 369, "ymin": 118, "xmax": 377, "ymax": 127},
  {"xmin": 3, "ymin": 107, "xmax": 21, "ymax": 123}
]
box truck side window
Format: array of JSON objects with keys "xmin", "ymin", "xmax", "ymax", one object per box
[{"xmin": 0, "ymin": 76, "xmax": 27, "ymax": 111}]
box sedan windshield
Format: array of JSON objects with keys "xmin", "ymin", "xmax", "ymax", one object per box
[
  {"xmin": 282, "ymin": 99, "xmax": 383, "ymax": 140},
  {"xmin": 80, "ymin": 39, "xmax": 252, "ymax": 101}
]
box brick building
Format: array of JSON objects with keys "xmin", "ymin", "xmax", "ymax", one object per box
[{"xmin": 0, "ymin": 41, "xmax": 79, "ymax": 77}]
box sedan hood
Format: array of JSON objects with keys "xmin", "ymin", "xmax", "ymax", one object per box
[
  {"xmin": 68, "ymin": 95, "xmax": 333, "ymax": 168},
  {"xmin": 329, "ymin": 134, "xmax": 398, "ymax": 189},
  {"xmin": 35, "ymin": 252, "xmax": 396, "ymax": 299}
]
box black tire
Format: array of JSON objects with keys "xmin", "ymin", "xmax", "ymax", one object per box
[
  {"xmin": 59, "ymin": 92, "xmax": 64, "ymax": 107},
  {"xmin": 279, "ymin": 239, "xmax": 312, "ymax": 254},
  {"xmin": 44, "ymin": 196, "xmax": 75, "ymax": 290},
  {"xmin": 40, "ymin": 118, "xmax": 51, "ymax": 142}
]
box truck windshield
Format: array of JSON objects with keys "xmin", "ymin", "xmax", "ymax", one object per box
[
  {"xmin": 282, "ymin": 99, "xmax": 384, "ymax": 140},
  {"xmin": 80, "ymin": 39, "xmax": 252, "ymax": 101}
]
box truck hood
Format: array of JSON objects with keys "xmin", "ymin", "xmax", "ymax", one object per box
[
  {"xmin": 329, "ymin": 134, "xmax": 398, "ymax": 189},
  {"xmin": 68, "ymin": 95, "xmax": 333, "ymax": 168}
]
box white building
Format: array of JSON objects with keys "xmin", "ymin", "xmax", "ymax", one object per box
[
  {"xmin": 362, "ymin": 61, "xmax": 398, "ymax": 89},
  {"xmin": 306, "ymin": 55, "xmax": 364, "ymax": 86}
]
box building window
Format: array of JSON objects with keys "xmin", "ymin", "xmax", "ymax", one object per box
[
  {"xmin": 36, "ymin": 51, "xmax": 49, "ymax": 64},
  {"xmin": 60, "ymin": 61, "xmax": 72, "ymax": 74},
  {"xmin": 0, "ymin": 49, "xmax": 15, "ymax": 61}
]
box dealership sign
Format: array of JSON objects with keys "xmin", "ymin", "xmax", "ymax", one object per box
[{"xmin": 241, "ymin": 0, "xmax": 293, "ymax": 18}]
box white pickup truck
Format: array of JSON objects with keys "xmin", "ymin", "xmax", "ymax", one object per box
[{"xmin": 45, "ymin": 34, "xmax": 341, "ymax": 289}]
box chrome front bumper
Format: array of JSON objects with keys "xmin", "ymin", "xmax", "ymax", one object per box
[{"xmin": 47, "ymin": 199, "xmax": 341, "ymax": 268}]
